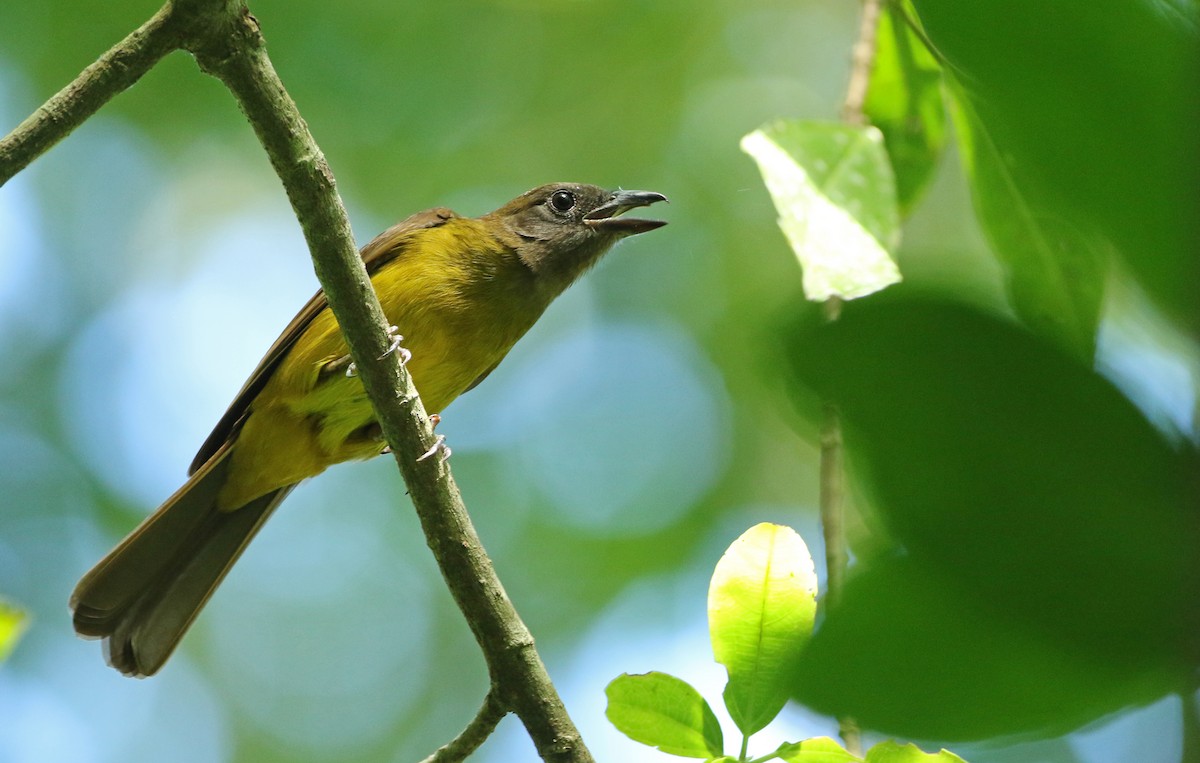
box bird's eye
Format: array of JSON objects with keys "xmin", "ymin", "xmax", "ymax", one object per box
[{"xmin": 549, "ymin": 190, "xmax": 576, "ymax": 214}]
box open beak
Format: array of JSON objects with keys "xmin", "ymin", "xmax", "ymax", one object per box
[{"xmin": 584, "ymin": 189, "xmax": 669, "ymax": 235}]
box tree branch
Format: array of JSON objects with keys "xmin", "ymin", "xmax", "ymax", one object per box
[
  {"xmin": 420, "ymin": 690, "xmax": 507, "ymax": 763},
  {"xmin": 0, "ymin": 4, "xmax": 180, "ymax": 186},
  {"xmin": 174, "ymin": 3, "xmax": 595, "ymax": 761},
  {"xmin": 841, "ymin": 0, "xmax": 884, "ymax": 127},
  {"xmin": 3, "ymin": 2, "xmax": 594, "ymax": 760},
  {"xmin": 821, "ymin": 0, "xmax": 884, "ymax": 755}
]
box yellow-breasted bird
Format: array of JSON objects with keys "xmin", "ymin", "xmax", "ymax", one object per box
[{"xmin": 71, "ymin": 183, "xmax": 668, "ymax": 677}]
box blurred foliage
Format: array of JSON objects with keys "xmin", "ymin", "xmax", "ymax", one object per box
[
  {"xmin": 863, "ymin": 0, "xmax": 945, "ymax": 217},
  {"xmin": 1, "ymin": 0, "xmax": 1197, "ymax": 762},
  {"xmin": 785, "ymin": 295, "xmax": 1198, "ymax": 739},
  {"xmin": 913, "ymin": 0, "xmax": 1200, "ymax": 336},
  {"xmin": 0, "ymin": 599, "xmax": 28, "ymax": 663},
  {"xmin": 770, "ymin": 0, "xmax": 1200, "ymax": 748}
]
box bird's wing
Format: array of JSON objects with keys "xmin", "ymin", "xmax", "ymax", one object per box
[{"xmin": 188, "ymin": 207, "xmax": 458, "ymax": 474}]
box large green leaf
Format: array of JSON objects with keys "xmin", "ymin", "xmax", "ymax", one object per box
[
  {"xmin": 913, "ymin": 0, "xmax": 1200, "ymax": 336},
  {"xmin": 948, "ymin": 83, "xmax": 1106, "ymax": 360},
  {"xmin": 863, "ymin": 0, "xmax": 946, "ymax": 216},
  {"xmin": 605, "ymin": 672, "xmax": 724, "ymax": 758},
  {"xmin": 708, "ymin": 523, "xmax": 817, "ymax": 735},
  {"xmin": 784, "ymin": 294, "xmax": 1198, "ymax": 739},
  {"xmin": 741, "ymin": 120, "xmax": 901, "ymax": 302}
]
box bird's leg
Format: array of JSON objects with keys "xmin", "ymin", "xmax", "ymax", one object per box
[{"xmin": 317, "ymin": 353, "xmax": 355, "ymax": 380}]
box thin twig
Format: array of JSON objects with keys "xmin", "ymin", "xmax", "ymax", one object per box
[
  {"xmin": 823, "ymin": 0, "xmax": 884, "ymax": 755},
  {"xmin": 419, "ymin": 690, "xmax": 508, "ymax": 763},
  {"xmin": 0, "ymin": 4, "xmax": 180, "ymax": 185},
  {"xmin": 841, "ymin": 0, "xmax": 885, "ymax": 127}
]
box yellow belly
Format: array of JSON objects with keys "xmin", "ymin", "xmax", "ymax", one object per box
[{"xmin": 216, "ymin": 224, "xmax": 543, "ymax": 509}]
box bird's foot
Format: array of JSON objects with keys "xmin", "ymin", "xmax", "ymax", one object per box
[
  {"xmin": 322, "ymin": 326, "xmax": 410, "ymax": 379},
  {"xmin": 378, "ymin": 325, "xmax": 412, "ymax": 365}
]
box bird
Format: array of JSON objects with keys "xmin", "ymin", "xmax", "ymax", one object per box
[{"xmin": 71, "ymin": 183, "xmax": 668, "ymax": 677}]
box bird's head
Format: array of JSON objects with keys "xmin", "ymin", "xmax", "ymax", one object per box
[{"xmin": 486, "ymin": 183, "xmax": 668, "ymax": 292}]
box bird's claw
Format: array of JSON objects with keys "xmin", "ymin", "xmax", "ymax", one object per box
[
  {"xmin": 378, "ymin": 325, "xmax": 412, "ymax": 366},
  {"xmin": 417, "ymin": 434, "xmax": 451, "ymax": 463}
]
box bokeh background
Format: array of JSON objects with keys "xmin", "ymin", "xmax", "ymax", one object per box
[{"xmin": 0, "ymin": 1, "xmax": 1195, "ymax": 762}]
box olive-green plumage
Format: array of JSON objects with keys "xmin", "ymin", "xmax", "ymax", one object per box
[{"xmin": 71, "ymin": 183, "xmax": 667, "ymax": 676}]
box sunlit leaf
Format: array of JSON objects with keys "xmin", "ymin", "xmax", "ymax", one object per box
[
  {"xmin": 865, "ymin": 740, "xmax": 967, "ymax": 762},
  {"xmin": 741, "ymin": 120, "xmax": 901, "ymax": 301},
  {"xmin": 864, "ymin": 0, "xmax": 946, "ymax": 216},
  {"xmin": 0, "ymin": 599, "xmax": 29, "ymax": 663},
  {"xmin": 709, "ymin": 523, "xmax": 817, "ymax": 735},
  {"xmin": 776, "ymin": 736, "xmax": 863, "ymax": 762},
  {"xmin": 605, "ymin": 672, "xmax": 724, "ymax": 758}
]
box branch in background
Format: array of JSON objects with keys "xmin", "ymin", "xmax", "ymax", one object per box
[
  {"xmin": 0, "ymin": 4, "xmax": 179, "ymax": 185},
  {"xmin": 1, "ymin": 2, "xmax": 594, "ymax": 760},
  {"xmin": 420, "ymin": 690, "xmax": 507, "ymax": 763},
  {"xmin": 821, "ymin": 0, "xmax": 884, "ymax": 755},
  {"xmin": 842, "ymin": 0, "xmax": 885, "ymax": 127}
]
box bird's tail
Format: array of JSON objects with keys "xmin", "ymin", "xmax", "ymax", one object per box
[{"xmin": 71, "ymin": 444, "xmax": 294, "ymax": 677}]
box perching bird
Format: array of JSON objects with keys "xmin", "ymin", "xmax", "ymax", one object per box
[{"xmin": 71, "ymin": 183, "xmax": 668, "ymax": 676}]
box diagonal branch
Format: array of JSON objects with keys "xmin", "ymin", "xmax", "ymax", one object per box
[
  {"xmin": 2, "ymin": 1, "xmax": 595, "ymax": 760},
  {"xmin": 172, "ymin": 6, "xmax": 594, "ymax": 760}
]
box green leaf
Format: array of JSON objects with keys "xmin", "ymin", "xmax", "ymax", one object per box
[
  {"xmin": 605, "ymin": 672, "xmax": 724, "ymax": 758},
  {"xmin": 948, "ymin": 83, "xmax": 1106, "ymax": 359},
  {"xmin": 741, "ymin": 120, "xmax": 901, "ymax": 301},
  {"xmin": 776, "ymin": 736, "xmax": 863, "ymax": 762},
  {"xmin": 865, "ymin": 740, "xmax": 967, "ymax": 763},
  {"xmin": 785, "ymin": 295, "xmax": 1198, "ymax": 739},
  {"xmin": 913, "ymin": 0, "xmax": 1200, "ymax": 335},
  {"xmin": 0, "ymin": 600, "xmax": 29, "ymax": 663},
  {"xmin": 709, "ymin": 523, "xmax": 818, "ymax": 735},
  {"xmin": 864, "ymin": 0, "xmax": 947, "ymax": 216}
]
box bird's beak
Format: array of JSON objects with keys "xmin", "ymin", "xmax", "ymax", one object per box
[{"xmin": 584, "ymin": 190, "xmax": 669, "ymax": 235}]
